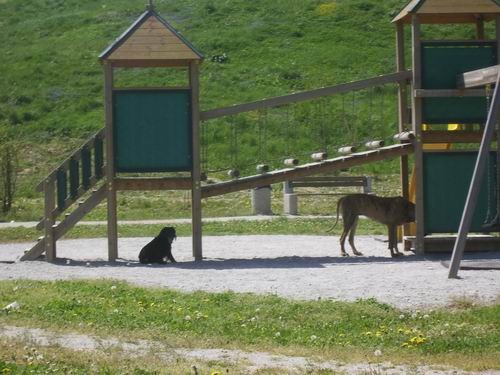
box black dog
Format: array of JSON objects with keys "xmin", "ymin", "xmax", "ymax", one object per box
[{"xmin": 139, "ymin": 227, "xmax": 177, "ymax": 264}]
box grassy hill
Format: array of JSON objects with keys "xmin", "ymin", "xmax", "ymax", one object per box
[{"xmin": 0, "ymin": 0, "xmax": 482, "ymax": 218}]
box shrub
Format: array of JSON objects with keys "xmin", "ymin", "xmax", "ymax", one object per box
[{"xmin": 0, "ymin": 132, "xmax": 19, "ymax": 214}]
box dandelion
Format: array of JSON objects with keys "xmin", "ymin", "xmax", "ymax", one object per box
[
  {"xmin": 423, "ymin": 314, "xmax": 430, "ymax": 319},
  {"xmin": 275, "ymin": 332, "xmax": 281, "ymax": 337},
  {"xmin": 399, "ymin": 314, "xmax": 405, "ymax": 319},
  {"xmin": 185, "ymin": 315, "xmax": 192, "ymax": 321},
  {"xmin": 374, "ymin": 349, "xmax": 382, "ymax": 357},
  {"xmin": 310, "ymin": 335, "xmax": 318, "ymax": 341},
  {"xmin": 110, "ymin": 285, "xmax": 117, "ymax": 290},
  {"xmin": 255, "ymin": 307, "xmax": 260, "ymax": 313}
]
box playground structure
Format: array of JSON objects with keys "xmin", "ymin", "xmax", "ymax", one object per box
[{"xmin": 21, "ymin": 1, "xmax": 500, "ymax": 271}]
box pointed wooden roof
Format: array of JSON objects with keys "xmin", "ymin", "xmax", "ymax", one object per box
[
  {"xmin": 393, "ymin": 0, "xmax": 500, "ymax": 24},
  {"xmin": 99, "ymin": 8, "xmax": 203, "ymax": 67}
]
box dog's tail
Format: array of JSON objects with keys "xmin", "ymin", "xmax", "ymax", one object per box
[{"xmin": 326, "ymin": 197, "xmax": 344, "ymax": 233}]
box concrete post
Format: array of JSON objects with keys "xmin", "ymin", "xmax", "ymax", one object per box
[{"xmin": 252, "ymin": 186, "xmax": 272, "ymax": 215}]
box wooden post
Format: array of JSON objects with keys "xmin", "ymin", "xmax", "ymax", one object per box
[
  {"xmin": 44, "ymin": 179, "xmax": 56, "ymax": 262},
  {"xmin": 190, "ymin": 61, "xmax": 203, "ymax": 261},
  {"xmin": 412, "ymin": 15, "xmax": 425, "ymax": 255},
  {"xmin": 476, "ymin": 16, "xmax": 485, "ymax": 40},
  {"xmin": 396, "ymin": 21, "xmax": 410, "ymax": 239},
  {"xmin": 104, "ymin": 62, "xmax": 118, "ymax": 262}
]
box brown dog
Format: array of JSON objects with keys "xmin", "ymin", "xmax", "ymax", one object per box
[{"xmin": 330, "ymin": 194, "xmax": 415, "ymax": 257}]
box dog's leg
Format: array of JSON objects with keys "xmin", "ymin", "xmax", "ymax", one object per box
[
  {"xmin": 340, "ymin": 213, "xmax": 357, "ymax": 257},
  {"xmin": 348, "ymin": 217, "xmax": 363, "ymax": 256},
  {"xmin": 166, "ymin": 245, "xmax": 176, "ymax": 263},
  {"xmin": 388, "ymin": 225, "xmax": 400, "ymax": 257}
]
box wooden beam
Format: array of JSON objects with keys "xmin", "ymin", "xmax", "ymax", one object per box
[
  {"xmin": 104, "ymin": 63, "xmax": 118, "ymax": 262},
  {"xmin": 201, "ymin": 144, "xmax": 414, "ymax": 198},
  {"xmin": 449, "ymin": 73, "xmax": 500, "ymax": 279},
  {"xmin": 43, "ymin": 179, "xmax": 56, "ymax": 262},
  {"xmin": 200, "ymin": 71, "xmax": 412, "ymax": 121},
  {"xmin": 190, "ymin": 61, "xmax": 203, "ymax": 261},
  {"xmin": 396, "ymin": 22, "xmax": 410, "ymax": 215},
  {"xmin": 422, "ymin": 131, "xmax": 496, "ymax": 144},
  {"xmin": 415, "ymin": 89, "xmax": 487, "ymax": 97},
  {"xmin": 115, "ymin": 177, "xmax": 192, "ymax": 190},
  {"xmin": 412, "ymin": 15, "xmax": 425, "ymax": 256},
  {"xmin": 457, "ymin": 65, "xmax": 500, "ymax": 89}
]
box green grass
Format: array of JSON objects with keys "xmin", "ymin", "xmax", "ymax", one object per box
[
  {"xmin": 0, "ymin": 280, "xmax": 499, "ymax": 371},
  {"xmin": 0, "ymin": 0, "xmax": 480, "ymax": 210}
]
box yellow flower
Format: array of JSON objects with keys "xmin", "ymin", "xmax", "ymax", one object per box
[{"xmin": 211, "ymin": 372, "xmax": 222, "ymax": 375}]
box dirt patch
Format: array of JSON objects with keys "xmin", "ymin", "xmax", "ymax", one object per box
[{"xmin": 1, "ymin": 325, "xmax": 496, "ymax": 374}]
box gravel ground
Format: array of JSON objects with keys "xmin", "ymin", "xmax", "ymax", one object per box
[{"xmin": 1, "ymin": 235, "xmax": 499, "ymax": 310}]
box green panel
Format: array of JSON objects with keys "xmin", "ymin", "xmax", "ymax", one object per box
[
  {"xmin": 422, "ymin": 97, "xmax": 488, "ymax": 124},
  {"xmin": 81, "ymin": 147, "xmax": 91, "ymax": 189},
  {"xmin": 423, "ymin": 152, "xmax": 497, "ymax": 234},
  {"xmin": 69, "ymin": 158, "xmax": 79, "ymax": 199},
  {"xmin": 114, "ymin": 90, "xmax": 192, "ymax": 173},
  {"xmin": 56, "ymin": 169, "xmax": 67, "ymax": 211},
  {"xmin": 421, "ymin": 42, "xmax": 496, "ymax": 124},
  {"xmin": 94, "ymin": 137, "xmax": 104, "ymax": 179}
]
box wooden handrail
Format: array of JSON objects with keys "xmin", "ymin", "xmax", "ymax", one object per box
[
  {"xmin": 36, "ymin": 129, "xmax": 105, "ymax": 192},
  {"xmin": 200, "ymin": 70, "xmax": 412, "ymax": 121}
]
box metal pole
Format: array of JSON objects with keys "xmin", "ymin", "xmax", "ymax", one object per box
[{"xmin": 448, "ymin": 73, "xmax": 500, "ymax": 278}]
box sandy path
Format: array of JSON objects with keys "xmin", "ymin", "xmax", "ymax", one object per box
[{"xmin": 1, "ymin": 235, "xmax": 499, "ymax": 310}]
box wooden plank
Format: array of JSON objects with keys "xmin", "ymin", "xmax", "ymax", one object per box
[
  {"xmin": 121, "ymin": 36, "xmax": 186, "ymax": 44},
  {"xmin": 54, "ymin": 185, "xmax": 107, "ymax": 240},
  {"xmin": 422, "ymin": 131, "xmax": 496, "ymax": 143},
  {"xmin": 457, "ymin": 65, "xmax": 500, "ymax": 89},
  {"xmin": 115, "ymin": 177, "xmax": 192, "ymax": 190},
  {"xmin": 115, "ymin": 44, "xmax": 192, "ymax": 52},
  {"xmin": 200, "ymin": 71, "xmax": 412, "ymax": 121},
  {"xmin": 396, "ymin": 21, "xmax": 410, "ymax": 238},
  {"xmin": 20, "ymin": 238, "xmax": 46, "ymax": 261},
  {"xmin": 201, "ymin": 144, "xmax": 414, "ymax": 198},
  {"xmin": 109, "ymin": 51, "xmax": 199, "ymax": 60},
  {"xmin": 419, "ymin": 0, "xmax": 500, "ymax": 14},
  {"xmin": 109, "ymin": 59, "xmax": 192, "ymax": 68},
  {"xmin": 44, "ymin": 180, "xmax": 56, "ymax": 262},
  {"xmin": 477, "ymin": 17, "xmax": 486, "ymax": 40},
  {"xmin": 415, "ymin": 89, "xmax": 486, "ymax": 97},
  {"xmin": 292, "ymin": 182, "xmax": 366, "ymax": 188},
  {"xmin": 104, "ymin": 63, "xmax": 118, "ymax": 262},
  {"xmin": 190, "ymin": 61, "xmax": 203, "ymax": 262}
]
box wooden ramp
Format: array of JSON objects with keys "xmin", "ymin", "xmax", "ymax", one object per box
[{"xmin": 202, "ymin": 143, "xmax": 414, "ymax": 198}]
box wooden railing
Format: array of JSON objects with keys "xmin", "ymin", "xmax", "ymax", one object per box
[{"xmin": 22, "ymin": 129, "xmax": 107, "ymax": 261}]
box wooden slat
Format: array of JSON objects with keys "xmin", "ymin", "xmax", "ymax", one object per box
[
  {"xmin": 200, "ymin": 71, "xmax": 412, "ymax": 121},
  {"xmin": 109, "ymin": 59, "xmax": 192, "ymax": 68},
  {"xmin": 115, "ymin": 177, "xmax": 192, "ymax": 190},
  {"xmin": 115, "ymin": 44, "xmax": 192, "ymax": 52},
  {"xmin": 109, "ymin": 52, "xmax": 199, "ymax": 60},
  {"xmin": 457, "ymin": 65, "xmax": 500, "ymax": 89},
  {"xmin": 201, "ymin": 144, "xmax": 414, "ymax": 198},
  {"xmin": 54, "ymin": 185, "xmax": 107, "ymax": 240},
  {"xmin": 20, "ymin": 238, "xmax": 46, "ymax": 261},
  {"xmin": 422, "ymin": 131, "xmax": 496, "ymax": 143},
  {"xmin": 414, "ymin": 89, "xmax": 486, "ymax": 97}
]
